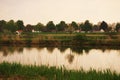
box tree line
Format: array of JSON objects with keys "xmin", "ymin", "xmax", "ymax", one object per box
[{"xmin": 0, "ymin": 20, "xmax": 120, "ymax": 34}]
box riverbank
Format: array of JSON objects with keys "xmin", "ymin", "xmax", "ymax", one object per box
[
  {"xmin": 0, "ymin": 33, "xmax": 120, "ymax": 46},
  {"xmin": 0, "ymin": 62, "xmax": 120, "ymax": 80}
]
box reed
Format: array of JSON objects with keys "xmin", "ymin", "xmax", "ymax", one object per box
[{"xmin": 0, "ymin": 62, "xmax": 120, "ymax": 80}]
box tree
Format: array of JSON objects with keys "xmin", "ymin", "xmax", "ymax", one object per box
[
  {"xmin": 81, "ymin": 20, "xmax": 92, "ymax": 32},
  {"xmin": 92, "ymin": 25, "xmax": 99, "ymax": 31},
  {"xmin": 73, "ymin": 34, "xmax": 87, "ymax": 45},
  {"xmin": 5, "ymin": 20, "xmax": 17, "ymax": 32},
  {"xmin": 56, "ymin": 21, "xmax": 67, "ymax": 32},
  {"xmin": 71, "ymin": 21, "xmax": 79, "ymax": 30},
  {"xmin": 16, "ymin": 20, "xmax": 24, "ymax": 30},
  {"xmin": 115, "ymin": 23, "xmax": 120, "ymax": 32},
  {"xmin": 79, "ymin": 23, "xmax": 84, "ymax": 31},
  {"xmin": 25, "ymin": 24, "xmax": 34, "ymax": 32},
  {"xmin": 99, "ymin": 21, "xmax": 108, "ymax": 32},
  {"xmin": 34, "ymin": 23, "xmax": 45, "ymax": 32},
  {"xmin": 67, "ymin": 24, "xmax": 74, "ymax": 33},
  {"xmin": 0, "ymin": 20, "xmax": 6, "ymax": 32},
  {"xmin": 46, "ymin": 21, "xmax": 56, "ymax": 32}
]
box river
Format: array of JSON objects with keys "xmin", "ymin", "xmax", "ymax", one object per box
[{"xmin": 0, "ymin": 46, "xmax": 120, "ymax": 73}]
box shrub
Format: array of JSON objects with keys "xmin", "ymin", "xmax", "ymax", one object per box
[{"xmin": 73, "ymin": 34, "xmax": 87, "ymax": 41}]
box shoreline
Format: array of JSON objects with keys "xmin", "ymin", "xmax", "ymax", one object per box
[
  {"xmin": 0, "ymin": 33, "xmax": 120, "ymax": 46},
  {"xmin": 0, "ymin": 40, "xmax": 120, "ymax": 46}
]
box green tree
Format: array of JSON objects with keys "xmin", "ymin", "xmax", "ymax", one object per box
[
  {"xmin": 56, "ymin": 21, "xmax": 67, "ymax": 32},
  {"xmin": 5, "ymin": 20, "xmax": 17, "ymax": 32},
  {"xmin": 46, "ymin": 21, "xmax": 56, "ymax": 32},
  {"xmin": 92, "ymin": 25, "xmax": 99, "ymax": 31},
  {"xmin": 34, "ymin": 23, "xmax": 45, "ymax": 32},
  {"xmin": 71, "ymin": 21, "xmax": 79, "ymax": 30},
  {"xmin": 73, "ymin": 34, "xmax": 87, "ymax": 45},
  {"xmin": 0, "ymin": 20, "xmax": 6, "ymax": 32},
  {"xmin": 99, "ymin": 21, "xmax": 108, "ymax": 32},
  {"xmin": 25, "ymin": 24, "xmax": 34, "ymax": 32},
  {"xmin": 115, "ymin": 23, "xmax": 120, "ymax": 32},
  {"xmin": 67, "ymin": 24, "xmax": 74, "ymax": 33},
  {"xmin": 81, "ymin": 20, "xmax": 92, "ymax": 32},
  {"xmin": 16, "ymin": 20, "xmax": 24, "ymax": 30},
  {"xmin": 73, "ymin": 34, "xmax": 87, "ymax": 41},
  {"xmin": 79, "ymin": 23, "xmax": 84, "ymax": 31}
]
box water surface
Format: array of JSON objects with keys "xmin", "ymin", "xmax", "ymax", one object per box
[{"xmin": 0, "ymin": 46, "xmax": 120, "ymax": 73}]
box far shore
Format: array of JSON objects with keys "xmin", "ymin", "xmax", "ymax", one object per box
[{"xmin": 0, "ymin": 32, "xmax": 120, "ymax": 46}]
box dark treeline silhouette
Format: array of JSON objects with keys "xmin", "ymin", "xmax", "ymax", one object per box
[{"xmin": 0, "ymin": 20, "xmax": 120, "ymax": 34}]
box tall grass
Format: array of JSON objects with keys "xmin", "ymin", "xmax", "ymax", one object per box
[{"xmin": 0, "ymin": 62, "xmax": 120, "ymax": 80}]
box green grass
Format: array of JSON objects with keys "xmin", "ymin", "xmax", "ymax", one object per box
[{"xmin": 0, "ymin": 62, "xmax": 120, "ymax": 80}]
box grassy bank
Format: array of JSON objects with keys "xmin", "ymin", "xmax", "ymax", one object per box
[
  {"xmin": 0, "ymin": 62, "xmax": 120, "ymax": 80},
  {"xmin": 0, "ymin": 32, "xmax": 120, "ymax": 46}
]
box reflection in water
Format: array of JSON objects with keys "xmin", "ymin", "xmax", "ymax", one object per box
[
  {"xmin": 46, "ymin": 47, "xmax": 55, "ymax": 53},
  {"xmin": 71, "ymin": 46, "xmax": 90, "ymax": 54},
  {"xmin": 0, "ymin": 46, "xmax": 120, "ymax": 73},
  {"xmin": 66, "ymin": 54, "xmax": 74, "ymax": 64},
  {"xmin": 58, "ymin": 46, "xmax": 68, "ymax": 53},
  {"xmin": 0, "ymin": 46, "xmax": 23, "ymax": 56},
  {"xmin": 66, "ymin": 48, "xmax": 74, "ymax": 64}
]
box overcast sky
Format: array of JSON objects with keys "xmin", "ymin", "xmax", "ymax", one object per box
[{"xmin": 0, "ymin": 0, "xmax": 120, "ymax": 25}]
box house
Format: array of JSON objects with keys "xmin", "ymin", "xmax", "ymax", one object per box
[
  {"xmin": 32, "ymin": 29, "xmax": 35, "ymax": 32},
  {"xmin": 118, "ymin": 28, "xmax": 120, "ymax": 32},
  {"xmin": 100, "ymin": 29, "xmax": 104, "ymax": 32},
  {"xmin": 16, "ymin": 30, "xmax": 23, "ymax": 35},
  {"xmin": 73, "ymin": 30, "xmax": 80, "ymax": 33},
  {"xmin": 32, "ymin": 29, "xmax": 40, "ymax": 33}
]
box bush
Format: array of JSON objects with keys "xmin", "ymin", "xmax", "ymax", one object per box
[{"xmin": 73, "ymin": 34, "xmax": 87, "ymax": 41}]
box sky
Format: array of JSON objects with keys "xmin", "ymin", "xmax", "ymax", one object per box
[{"xmin": 0, "ymin": 0, "xmax": 120, "ymax": 25}]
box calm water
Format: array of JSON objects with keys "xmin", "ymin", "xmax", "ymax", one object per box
[{"xmin": 0, "ymin": 46, "xmax": 120, "ymax": 73}]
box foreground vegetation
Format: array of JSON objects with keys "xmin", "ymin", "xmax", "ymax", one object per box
[{"xmin": 0, "ymin": 62, "xmax": 120, "ymax": 80}]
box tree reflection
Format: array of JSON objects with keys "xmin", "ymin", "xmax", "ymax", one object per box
[
  {"xmin": 66, "ymin": 54, "xmax": 74, "ymax": 64},
  {"xmin": 0, "ymin": 46, "xmax": 24, "ymax": 56},
  {"xmin": 0, "ymin": 45, "xmax": 120, "ymax": 57},
  {"xmin": 46, "ymin": 47, "xmax": 55, "ymax": 53},
  {"xmin": 58, "ymin": 46, "xmax": 67, "ymax": 53},
  {"xmin": 71, "ymin": 46, "xmax": 91, "ymax": 54},
  {"xmin": 65, "ymin": 48, "xmax": 74, "ymax": 64},
  {"xmin": 3, "ymin": 49, "xmax": 8, "ymax": 56},
  {"xmin": 37, "ymin": 47, "xmax": 45, "ymax": 52},
  {"xmin": 17, "ymin": 47, "xmax": 23, "ymax": 53}
]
